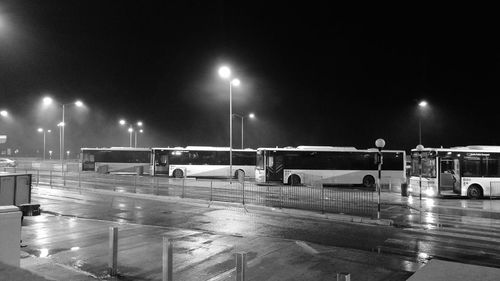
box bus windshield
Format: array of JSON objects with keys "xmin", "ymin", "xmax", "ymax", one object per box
[{"xmin": 410, "ymin": 152, "xmax": 436, "ymax": 178}]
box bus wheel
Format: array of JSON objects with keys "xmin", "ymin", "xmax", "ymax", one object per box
[
  {"xmin": 467, "ymin": 185, "xmax": 483, "ymax": 199},
  {"xmin": 288, "ymin": 175, "xmax": 301, "ymax": 186},
  {"xmin": 173, "ymin": 169, "xmax": 184, "ymax": 178},
  {"xmin": 362, "ymin": 175, "xmax": 375, "ymax": 188},
  {"xmin": 235, "ymin": 170, "xmax": 245, "ymax": 181}
]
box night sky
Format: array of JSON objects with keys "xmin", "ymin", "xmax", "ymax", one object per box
[{"xmin": 1, "ymin": 2, "xmax": 499, "ymax": 157}]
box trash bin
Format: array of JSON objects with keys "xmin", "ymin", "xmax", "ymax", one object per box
[
  {"xmin": 135, "ymin": 166, "xmax": 144, "ymax": 175},
  {"xmin": 0, "ymin": 205, "xmax": 22, "ymax": 267},
  {"xmin": 401, "ymin": 183, "xmax": 408, "ymax": 197}
]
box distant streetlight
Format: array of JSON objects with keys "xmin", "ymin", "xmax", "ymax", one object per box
[
  {"xmin": 219, "ymin": 65, "xmax": 240, "ymax": 179},
  {"xmin": 233, "ymin": 113, "xmax": 255, "ymax": 149},
  {"xmin": 42, "ymin": 96, "xmax": 84, "ymax": 169},
  {"xmin": 120, "ymin": 120, "xmax": 144, "ymax": 147},
  {"xmin": 0, "ymin": 110, "xmax": 8, "ymax": 117},
  {"xmin": 418, "ymin": 100, "xmax": 428, "ymax": 145},
  {"xmin": 37, "ymin": 128, "xmax": 51, "ymax": 161},
  {"xmin": 375, "ymin": 138, "xmax": 385, "ymax": 220}
]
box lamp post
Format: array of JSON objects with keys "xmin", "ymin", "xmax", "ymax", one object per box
[
  {"xmin": 416, "ymin": 144, "xmax": 424, "ymax": 209},
  {"xmin": 43, "ymin": 97, "xmax": 83, "ymax": 170},
  {"xmin": 375, "ymin": 138, "xmax": 385, "ymax": 220},
  {"xmin": 418, "ymin": 100, "xmax": 427, "ymax": 145},
  {"xmin": 233, "ymin": 113, "xmax": 255, "ymax": 149},
  {"xmin": 120, "ymin": 120, "xmax": 143, "ymax": 147},
  {"xmin": 219, "ymin": 66, "xmax": 240, "ymax": 179},
  {"xmin": 37, "ymin": 128, "xmax": 51, "ymax": 161}
]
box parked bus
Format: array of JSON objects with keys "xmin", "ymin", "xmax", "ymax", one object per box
[
  {"xmin": 81, "ymin": 147, "xmax": 151, "ymax": 174},
  {"xmin": 255, "ymin": 146, "xmax": 406, "ymax": 187},
  {"xmin": 151, "ymin": 146, "xmax": 256, "ymax": 179},
  {"xmin": 409, "ymin": 145, "xmax": 500, "ymax": 199}
]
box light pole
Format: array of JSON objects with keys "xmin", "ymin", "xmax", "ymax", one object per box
[
  {"xmin": 219, "ymin": 66, "xmax": 240, "ymax": 179},
  {"xmin": 416, "ymin": 144, "xmax": 424, "ymax": 209},
  {"xmin": 120, "ymin": 120, "xmax": 143, "ymax": 147},
  {"xmin": 418, "ymin": 100, "xmax": 427, "ymax": 145},
  {"xmin": 233, "ymin": 113, "xmax": 255, "ymax": 149},
  {"xmin": 43, "ymin": 97, "xmax": 83, "ymax": 170},
  {"xmin": 375, "ymin": 138, "xmax": 385, "ymax": 220},
  {"xmin": 37, "ymin": 128, "xmax": 51, "ymax": 161}
]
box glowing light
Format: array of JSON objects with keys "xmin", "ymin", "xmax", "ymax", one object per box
[
  {"xmin": 119, "ymin": 119, "xmax": 126, "ymax": 125},
  {"xmin": 0, "ymin": 110, "xmax": 7, "ymax": 117},
  {"xmin": 38, "ymin": 128, "xmax": 43, "ymax": 132},
  {"xmin": 249, "ymin": 113, "xmax": 255, "ymax": 119},
  {"xmin": 128, "ymin": 127, "xmax": 133, "ymax": 133},
  {"xmin": 70, "ymin": 247, "xmax": 80, "ymax": 251},
  {"xmin": 425, "ymin": 189, "xmax": 435, "ymax": 197},
  {"xmin": 231, "ymin": 78, "xmax": 240, "ymax": 86},
  {"xmin": 43, "ymin": 97, "xmax": 53, "ymax": 105},
  {"xmin": 418, "ymin": 100, "xmax": 428, "ymax": 107},
  {"xmin": 39, "ymin": 248, "xmax": 49, "ymax": 258},
  {"xmin": 75, "ymin": 100, "xmax": 83, "ymax": 107},
  {"xmin": 137, "ymin": 121, "xmax": 143, "ymax": 126},
  {"xmin": 218, "ymin": 66, "xmax": 231, "ymax": 78}
]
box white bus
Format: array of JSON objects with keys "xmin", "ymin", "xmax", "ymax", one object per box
[
  {"xmin": 255, "ymin": 146, "xmax": 406, "ymax": 187},
  {"xmin": 151, "ymin": 146, "xmax": 256, "ymax": 179},
  {"xmin": 409, "ymin": 145, "xmax": 500, "ymax": 199},
  {"xmin": 81, "ymin": 147, "xmax": 151, "ymax": 174}
]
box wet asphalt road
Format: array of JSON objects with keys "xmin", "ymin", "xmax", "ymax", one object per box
[{"xmin": 28, "ymin": 185, "xmax": 500, "ymax": 271}]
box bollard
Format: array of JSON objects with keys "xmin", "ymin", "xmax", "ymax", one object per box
[
  {"xmin": 242, "ymin": 182, "xmax": 245, "ymax": 205},
  {"xmin": 182, "ymin": 179, "xmax": 185, "ymax": 198},
  {"xmin": 37, "ymin": 170, "xmax": 40, "ymax": 186},
  {"xmin": 337, "ymin": 272, "xmax": 351, "ymax": 281},
  {"xmin": 134, "ymin": 176, "xmax": 137, "ymax": 193},
  {"xmin": 49, "ymin": 170, "xmax": 52, "ymax": 187},
  {"xmin": 162, "ymin": 237, "xmax": 173, "ymax": 281},
  {"xmin": 321, "ymin": 186, "xmax": 325, "ymax": 214},
  {"xmin": 108, "ymin": 226, "xmax": 118, "ymax": 276},
  {"xmin": 210, "ymin": 181, "xmax": 213, "ymax": 201},
  {"xmin": 235, "ymin": 252, "xmax": 247, "ymax": 281}
]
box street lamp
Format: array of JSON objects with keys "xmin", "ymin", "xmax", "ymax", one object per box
[
  {"xmin": 120, "ymin": 120, "xmax": 143, "ymax": 147},
  {"xmin": 219, "ymin": 65, "xmax": 240, "ymax": 179},
  {"xmin": 375, "ymin": 138, "xmax": 385, "ymax": 220},
  {"xmin": 418, "ymin": 100, "xmax": 428, "ymax": 145},
  {"xmin": 43, "ymin": 96, "xmax": 84, "ymax": 168},
  {"xmin": 416, "ymin": 144, "xmax": 424, "ymax": 208},
  {"xmin": 0, "ymin": 110, "xmax": 7, "ymax": 117},
  {"xmin": 233, "ymin": 113, "xmax": 255, "ymax": 149},
  {"xmin": 37, "ymin": 128, "xmax": 51, "ymax": 161}
]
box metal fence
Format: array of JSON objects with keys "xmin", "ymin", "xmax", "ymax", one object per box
[{"xmin": 3, "ymin": 167, "xmax": 376, "ymax": 218}]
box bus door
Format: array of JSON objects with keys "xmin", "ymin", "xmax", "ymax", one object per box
[
  {"xmin": 439, "ymin": 158, "xmax": 460, "ymax": 194},
  {"xmin": 154, "ymin": 151, "xmax": 170, "ymax": 175},
  {"xmin": 82, "ymin": 153, "xmax": 95, "ymax": 171},
  {"xmin": 267, "ymin": 153, "xmax": 284, "ymax": 182}
]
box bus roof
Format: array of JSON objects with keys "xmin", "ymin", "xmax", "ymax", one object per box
[
  {"xmin": 81, "ymin": 147, "xmax": 151, "ymax": 151},
  {"xmin": 257, "ymin": 146, "xmax": 404, "ymax": 153},
  {"xmin": 410, "ymin": 145, "xmax": 500, "ymax": 153},
  {"xmin": 152, "ymin": 146, "xmax": 256, "ymax": 152}
]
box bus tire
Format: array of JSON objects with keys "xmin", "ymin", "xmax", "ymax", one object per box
[
  {"xmin": 173, "ymin": 169, "xmax": 184, "ymax": 178},
  {"xmin": 362, "ymin": 175, "xmax": 375, "ymax": 188},
  {"xmin": 467, "ymin": 184, "xmax": 483, "ymax": 199},
  {"xmin": 288, "ymin": 174, "xmax": 301, "ymax": 186},
  {"xmin": 235, "ymin": 170, "xmax": 245, "ymax": 181}
]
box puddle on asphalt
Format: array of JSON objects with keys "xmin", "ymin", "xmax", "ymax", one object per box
[{"xmin": 24, "ymin": 247, "xmax": 70, "ymax": 258}]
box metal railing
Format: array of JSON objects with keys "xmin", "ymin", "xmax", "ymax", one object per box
[{"xmin": 6, "ymin": 167, "xmax": 377, "ymax": 218}]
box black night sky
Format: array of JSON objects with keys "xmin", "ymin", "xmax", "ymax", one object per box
[{"xmin": 0, "ymin": 1, "xmax": 499, "ymax": 157}]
